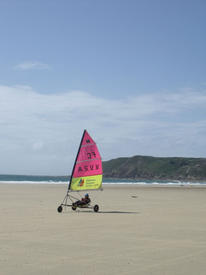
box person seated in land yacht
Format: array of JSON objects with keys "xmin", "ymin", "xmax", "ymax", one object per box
[{"xmin": 73, "ymin": 193, "xmax": 91, "ymax": 207}]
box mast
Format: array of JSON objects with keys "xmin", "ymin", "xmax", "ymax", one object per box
[{"xmin": 67, "ymin": 129, "xmax": 86, "ymax": 191}]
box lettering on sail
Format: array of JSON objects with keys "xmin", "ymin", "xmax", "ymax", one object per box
[
  {"xmin": 78, "ymin": 164, "xmax": 100, "ymax": 173},
  {"xmin": 87, "ymin": 152, "xmax": 96, "ymax": 159}
]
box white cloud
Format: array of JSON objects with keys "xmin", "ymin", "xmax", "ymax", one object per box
[
  {"xmin": 32, "ymin": 141, "xmax": 44, "ymax": 151},
  {"xmin": 14, "ymin": 61, "xmax": 51, "ymax": 70},
  {"xmin": 0, "ymin": 85, "xmax": 206, "ymax": 174}
]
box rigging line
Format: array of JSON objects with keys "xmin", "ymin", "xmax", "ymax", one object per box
[{"xmin": 68, "ymin": 130, "xmax": 86, "ymax": 190}]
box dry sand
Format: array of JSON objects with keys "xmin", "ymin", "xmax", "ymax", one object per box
[{"xmin": 1, "ymin": 183, "xmax": 206, "ymax": 275}]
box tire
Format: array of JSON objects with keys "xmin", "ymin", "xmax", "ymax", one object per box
[
  {"xmin": 57, "ymin": 205, "xmax": 63, "ymax": 213},
  {"xmin": 72, "ymin": 205, "xmax": 77, "ymax": 211},
  {"xmin": 93, "ymin": 204, "xmax": 99, "ymax": 212}
]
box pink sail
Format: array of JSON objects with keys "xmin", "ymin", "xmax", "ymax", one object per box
[{"xmin": 72, "ymin": 130, "xmax": 102, "ymax": 178}]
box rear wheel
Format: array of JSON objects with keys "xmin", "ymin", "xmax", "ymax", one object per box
[
  {"xmin": 72, "ymin": 205, "xmax": 77, "ymax": 211},
  {"xmin": 93, "ymin": 204, "xmax": 99, "ymax": 212},
  {"xmin": 57, "ymin": 205, "xmax": 63, "ymax": 213}
]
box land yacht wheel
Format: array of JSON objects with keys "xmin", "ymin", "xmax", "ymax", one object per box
[
  {"xmin": 93, "ymin": 204, "xmax": 99, "ymax": 212},
  {"xmin": 57, "ymin": 205, "xmax": 63, "ymax": 213}
]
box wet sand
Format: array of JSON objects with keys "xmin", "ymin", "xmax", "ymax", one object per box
[{"xmin": 1, "ymin": 184, "xmax": 206, "ymax": 275}]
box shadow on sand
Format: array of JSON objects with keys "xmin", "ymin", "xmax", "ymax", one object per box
[
  {"xmin": 59, "ymin": 207, "xmax": 139, "ymax": 215},
  {"xmin": 98, "ymin": 210, "xmax": 139, "ymax": 214},
  {"xmin": 62, "ymin": 210, "xmax": 140, "ymax": 214}
]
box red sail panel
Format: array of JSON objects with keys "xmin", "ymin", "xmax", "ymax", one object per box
[
  {"xmin": 73, "ymin": 130, "xmax": 102, "ymax": 178},
  {"xmin": 69, "ymin": 130, "xmax": 103, "ymax": 191},
  {"xmin": 76, "ymin": 144, "xmax": 101, "ymax": 162},
  {"xmin": 73, "ymin": 159, "xmax": 102, "ymax": 178}
]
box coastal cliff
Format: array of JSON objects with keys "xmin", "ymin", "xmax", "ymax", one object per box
[{"xmin": 102, "ymin": 156, "xmax": 206, "ymax": 181}]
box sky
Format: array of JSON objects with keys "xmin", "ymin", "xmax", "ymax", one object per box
[{"xmin": 0, "ymin": 0, "xmax": 206, "ymax": 175}]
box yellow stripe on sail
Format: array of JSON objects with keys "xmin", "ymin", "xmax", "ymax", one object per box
[{"xmin": 70, "ymin": 175, "xmax": 102, "ymax": 191}]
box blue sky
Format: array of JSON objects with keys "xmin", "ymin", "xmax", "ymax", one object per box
[{"xmin": 0, "ymin": 0, "xmax": 206, "ymax": 175}]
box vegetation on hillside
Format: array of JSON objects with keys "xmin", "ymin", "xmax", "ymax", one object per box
[{"xmin": 102, "ymin": 156, "xmax": 206, "ymax": 181}]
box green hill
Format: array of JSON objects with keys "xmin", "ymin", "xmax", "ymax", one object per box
[{"xmin": 102, "ymin": 156, "xmax": 206, "ymax": 181}]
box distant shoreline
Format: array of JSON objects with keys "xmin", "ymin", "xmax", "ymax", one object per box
[
  {"xmin": 1, "ymin": 174, "xmax": 206, "ymax": 183},
  {"xmin": 0, "ymin": 180, "xmax": 206, "ymax": 186}
]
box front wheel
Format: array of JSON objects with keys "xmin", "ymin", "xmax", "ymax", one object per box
[
  {"xmin": 93, "ymin": 204, "xmax": 99, "ymax": 212},
  {"xmin": 57, "ymin": 205, "xmax": 63, "ymax": 213}
]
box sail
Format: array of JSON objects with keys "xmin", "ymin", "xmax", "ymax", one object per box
[{"xmin": 68, "ymin": 130, "xmax": 103, "ymax": 191}]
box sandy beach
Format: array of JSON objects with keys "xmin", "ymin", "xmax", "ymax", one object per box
[{"xmin": 1, "ymin": 184, "xmax": 206, "ymax": 275}]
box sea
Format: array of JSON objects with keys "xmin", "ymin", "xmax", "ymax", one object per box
[{"xmin": 0, "ymin": 174, "xmax": 205, "ymax": 186}]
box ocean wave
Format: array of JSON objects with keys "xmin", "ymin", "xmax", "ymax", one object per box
[
  {"xmin": 103, "ymin": 181, "xmax": 204, "ymax": 185},
  {"xmin": 0, "ymin": 180, "xmax": 205, "ymax": 185},
  {"xmin": 0, "ymin": 181, "xmax": 67, "ymax": 185}
]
